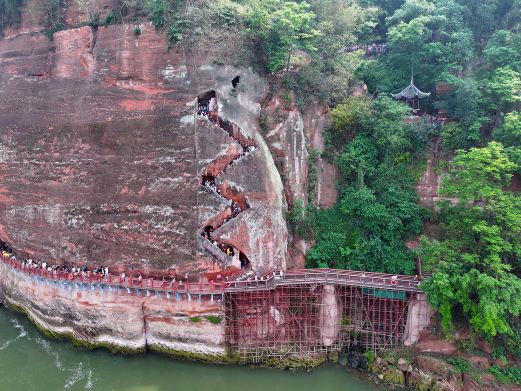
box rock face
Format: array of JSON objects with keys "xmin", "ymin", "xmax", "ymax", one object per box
[
  {"xmin": 0, "ymin": 3, "xmax": 293, "ymax": 358},
  {"xmin": 319, "ymin": 284, "xmax": 340, "ymax": 346},
  {"xmin": 261, "ymin": 95, "xmax": 336, "ymax": 268},
  {"xmin": 0, "ymin": 20, "xmax": 288, "ymax": 274},
  {"xmin": 403, "ymin": 293, "xmax": 433, "ymax": 346},
  {"xmin": 303, "ymin": 104, "xmax": 337, "ymax": 209},
  {"xmin": 0, "ymin": 262, "xmax": 226, "ymax": 358}
]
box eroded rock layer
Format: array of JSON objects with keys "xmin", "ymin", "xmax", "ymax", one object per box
[
  {"xmin": 0, "ymin": 22, "xmax": 288, "ymax": 273},
  {"xmin": 0, "ymin": 261, "xmax": 227, "ymax": 358}
]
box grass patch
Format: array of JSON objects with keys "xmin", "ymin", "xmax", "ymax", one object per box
[
  {"xmin": 204, "ymin": 315, "xmax": 222, "ymax": 324},
  {"xmin": 448, "ymin": 357, "xmax": 481, "ymax": 381}
]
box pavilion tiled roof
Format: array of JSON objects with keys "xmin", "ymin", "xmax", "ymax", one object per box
[{"xmin": 392, "ymin": 77, "xmax": 431, "ymax": 100}]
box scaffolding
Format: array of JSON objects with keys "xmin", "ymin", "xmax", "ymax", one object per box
[
  {"xmin": 2, "ymin": 250, "xmax": 428, "ymax": 363},
  {"xmin": 225, "ymin": 281, "xmax": 422, "ymax": 363}
]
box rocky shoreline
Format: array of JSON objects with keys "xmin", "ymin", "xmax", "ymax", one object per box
[
  {"xmin": 342, "ymin": 348, "xmax": 521, "ymax": 391},
  {"xmin": 1, "ymin": 292, "xmax": 518, "ymax": 391},
  {"xmin": 0, "ymin": 261, "xmax": 228, "ymax": 360}
]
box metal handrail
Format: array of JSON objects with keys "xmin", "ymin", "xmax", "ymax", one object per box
[{"xmin": 1, "ymin": 255, "xmax": 422, "ymax": 294}]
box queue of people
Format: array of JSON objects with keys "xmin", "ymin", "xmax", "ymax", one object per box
[
  {"xmin": 197, "ymin": 97, "xmax": 219, "ymax": 124},
  {"xmin": 2, "ymin": 249, "xmax": 112, "ymax": 279},
  {"xmin": 21, "ymin": 258, "xmax": 110, "ymax": 279}
]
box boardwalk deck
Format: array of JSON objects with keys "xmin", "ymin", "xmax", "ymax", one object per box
[{"xmin": 1, "ymin": 255, "xmax": 427, "ymax": 360}]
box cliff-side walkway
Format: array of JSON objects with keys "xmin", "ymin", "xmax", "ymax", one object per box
[{"xmin": 1, "ymin": 254, "xmax": 429, "ymax": 361}]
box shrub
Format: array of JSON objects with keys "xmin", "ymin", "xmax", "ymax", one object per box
[
  {"xmin": 167, "ymin": 20, "xmax": 184, "ymax": 47},
  {"xmin": 0, "ymin": 0, "xmax": 23, "ymax": 38},
  {"xmin": 448, "ymin": 357, "xmax": 474, "ymax": 374},
  {"xmin": 489, "ymin": 365, "xmax": 521, "ymax": 385},
  {"xmin": 101, "ymin": 12, "xmax": 114, "ymax": 27},
  {"xmin": 210, "ymin": 1, "xmax": 239, "ymax": 29},
  {"xmin": 190, "ymin": 316, "xmax": 202, "ymax": 323},
  {"xmin": 286, "ymin": 199, "xmax": 315, "ymax": 241},
  {"xmin": 363, "ymin": 351, "xmax": 376, "ymax": 366},
  {"xmin": 145, "ymin": 0, "xmax": 167, "ymax": 30}
]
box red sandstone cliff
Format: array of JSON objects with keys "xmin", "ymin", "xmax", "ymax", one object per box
[{"xmin": 0, "ymin": 5, "xmax": 289, "ymax": 275}]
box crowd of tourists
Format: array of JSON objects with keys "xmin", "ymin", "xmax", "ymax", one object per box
[
  {"xmin": 2, "ymin": 250, "xmax": 111, "ymax": 278},
  {"xmin": 1, "ymin": 245, "xmax": 285, "ymax": 288}
]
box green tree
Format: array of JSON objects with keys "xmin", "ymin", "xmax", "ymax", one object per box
[
  {"xmin": 442, "ymin": 141, "xmax": 516, "ymax": 201},
  {"xmin": 370, "ymin": 97, "xmax": 412, "ymax": 162},
  {"xmin": 494, "ymin": 111, "xmax": 521, "ymax": 147},
  {"xmin": 483, "ymin": 67, "xmax": 521, "ymax": 113},
  {"xmin": 327, "ymin": 96, "xmax": 373, "ymax": 147},
  {"xmin": 308, "ymin": 96, "xmax": 422, "ymax": 275},
  {"xmin": 387, "ymin": 18, "xmax": 430, "ymax": 54},
  {"xmin": 483, "ymin": 30, "xmax": 521, "ymax": 72},
  {"xmin": 305, "ymin": 206, "xmax": 356, "ymax": 269},
  {"xmin": 245, "ymin": 0, "xmax": 320, "ymax": 73},
  {"xmin": 440, "ymin": 78, "xmax": 485, "ymax": 146},
  {"xmin": 386, "ymin": 0, "xmax": 435, "ymax": 26},
  {"xmin": 335, "ymin": 133, "xmax": 377, "ymax": 187},
  {"xmin": 493, "ymin": 111, "xmax": 521, "ymax": 173},
  {"xmin": 421, "ymin": 142, "xmax": 521, "ymax": 339}
]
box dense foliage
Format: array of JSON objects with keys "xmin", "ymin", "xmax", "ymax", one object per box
[
  {"xmin": 306, "ymin": 96, "xmax": 429, "ymax": 274},
  {"xmin": 1, "ymin": 0, "xmax": 520, "ymax": 354},
  {"xmin": 419, "ymin": 143, "xmax": 521, "ymax": 341},
  {"xmin": 285, "ymin": 0, "xmax": 521, "ymax": 348}
]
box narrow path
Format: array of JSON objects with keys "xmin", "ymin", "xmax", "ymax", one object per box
[
  {"xmin": 197, "ymin": 91, "xmax": 256, "ymax": 268},
  {"xmin": 1, "ymin": 254, "xmax": 422, "ymax": 294}
]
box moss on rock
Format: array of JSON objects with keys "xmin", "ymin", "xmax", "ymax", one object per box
[
  {"xmin": 149, "ymin": 343, "xmax": 239, "ymax": 364},
  {"xmin": 382, "ymin": 367, "xmax": 405, "ymax": 385},
  {"xmin": 263, "ymin": 355, "xmax": 327, "ymax": 371},
  {"xmin": 408, "ymin": 370, "xmax": 435, "ymax": 391}
]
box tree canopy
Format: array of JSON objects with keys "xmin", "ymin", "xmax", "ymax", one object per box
[{"xmin": 420, "ymin": 143, "xmax": 521, "ymax": 339}]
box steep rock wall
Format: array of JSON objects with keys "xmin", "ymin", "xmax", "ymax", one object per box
[
  {"xmin": 198, "ymin": 73, "xmax": 288, "ymax": 272},
  {"xmin": 0, "ymin": 21, "xmax": 288, "ymax": 273},
  {"xmin": 261, "ymin": 96, "xmax": 336, "ymax": 268},
  {"xmin": 0, "ymin": 261, "xmax": 227, "ymax": 357},
  {"xmin": 303, "ymin": 104, "xmax": 338, "ymax": 209}
]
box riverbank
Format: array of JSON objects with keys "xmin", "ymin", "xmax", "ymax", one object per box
[
  {"xmin": 0, "ymin": 307, "xmax": 384, "ymax": 391},
  {"xmin": 2, "ymin": 293, "xmax": 519, "ymax": 391},
  {"xmin": 343, "ymin": 347, "xmax": 521, "ymax": 391}
]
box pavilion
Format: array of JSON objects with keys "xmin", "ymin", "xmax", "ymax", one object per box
[{"xmin": 392, "ymin": 76, "xmax": 430, "ymax": 113}]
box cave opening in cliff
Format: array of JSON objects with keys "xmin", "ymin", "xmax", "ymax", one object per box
[
  {"xmin": 232, "ymin": 76, "xmax": 240, "ymax": 89},
  {"xmin": 197, "ymin": 90, "xmax": 217, "ymax": 122},
  {"xmin": 239, "ymin": 251, "xmax": 250, "ymax": 269},
  {"xmin": 0, "ymin": 240, "xmax": 13, "ymax": 254},
  {"xmin": 203, "ymin": 225, "xmax": 214, "ymax": 240}
]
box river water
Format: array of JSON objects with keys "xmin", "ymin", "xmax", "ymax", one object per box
[{"xmin": 0, "ymin": 307, "xmax": 385, "ymax": 391}]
